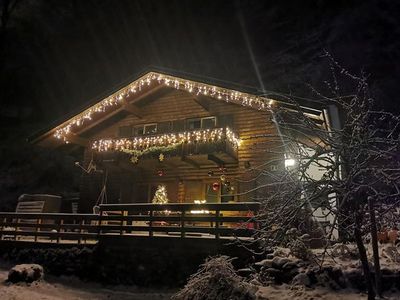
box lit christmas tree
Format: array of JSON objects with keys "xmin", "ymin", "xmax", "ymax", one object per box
[{"xmin": 152, "ymin": 185, "xmax": 169, "ymax": 204}]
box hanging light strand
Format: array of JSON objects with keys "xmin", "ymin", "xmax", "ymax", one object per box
[
  {"xmin": 54, "ymin": 72, "xmax": 274, "ymax": 142},
  {"xmin": 92, "ymin": 127, "xmax": 240, "ymax": 152}
]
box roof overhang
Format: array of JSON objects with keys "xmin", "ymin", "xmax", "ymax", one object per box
[{"xmin": 31, "ymin": 70, "xmax": 328, "ymax": 148}]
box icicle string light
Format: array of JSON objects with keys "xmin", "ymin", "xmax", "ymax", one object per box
[
  {"xmin": 92, "ymin": 127, "xmax": 240, "ymax": 152},
  {"xmin": 54, "ymin": 72, "xmax": 274, "ymax": 142}
]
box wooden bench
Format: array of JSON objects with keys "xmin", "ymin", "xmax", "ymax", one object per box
[{"xmin": 1, "ymin": 201, "xmax": 45, "ymax": 240}]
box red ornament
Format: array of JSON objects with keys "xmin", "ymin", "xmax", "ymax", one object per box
[
  {"xmin": 212, "ymin": 182, "xmax": 220, "ymax": 191},
  {"xmin": 157, "ymin": 170, "xmax": 164, "ymax": 176}
]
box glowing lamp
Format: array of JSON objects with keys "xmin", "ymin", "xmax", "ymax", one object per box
[{"xmin": 285, "ymin": 158, "xmax": 296, "ymax": 167}]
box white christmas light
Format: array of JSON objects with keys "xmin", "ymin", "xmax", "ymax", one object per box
[
  {"xmin": 91, "ymin": 127, "xmax": 240, "ymax": 152},
  {"xmin": 53, "ymin": 72, "xmax": 275, "ymax": 143}
]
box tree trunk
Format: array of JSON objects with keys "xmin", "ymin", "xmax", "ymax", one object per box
[
  {"xmin": 368, "ymin": 196, "xmax": 382, "ymax": 297},
  {"xmin": 354, "ymin": 212, "xmax": 375, "ymax": 300}
]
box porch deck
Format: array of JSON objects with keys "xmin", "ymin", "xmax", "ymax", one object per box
[{"xmin": 0, "ymin": 202, "xmax": 260, "ymax": 245}]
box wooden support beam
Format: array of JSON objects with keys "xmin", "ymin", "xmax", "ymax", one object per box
[
  {"xmin": 122, "ymin": 102, "xmax": 143, "ymax": 118},
  {"xmin": 207, "ymin": 154, "xmax": 225, "ymax": 166},
  {"xmin": 76, "ymin": 84, "xmax": 165, "ymax": 135},
  {"xmin": 67, "ymin": 134, "xmax": 89, "ymax": 147},
  {"xmin": 181, "ymin": 156, "xmax": 200, "ymax": 169}
]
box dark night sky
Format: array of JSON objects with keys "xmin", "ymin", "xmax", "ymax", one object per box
[
  {"xmin": 1, "ymin": 0, "xmax": 400, "ymax": 136},
  {"xmin": 0, "ymin": 0, "xmax": 400, "ymax": 209}
]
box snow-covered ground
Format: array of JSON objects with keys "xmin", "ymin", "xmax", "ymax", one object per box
[
  {"xmin": 256, "ymin": 285, "xmax": 400, "ymax": 300},
  {"xmin": 1, "ymin": 252, "xmax": 399, "ymax": 300},
  {"xmin": 0, "ymin": 261, "xmax": 174, "ymax": 300}
]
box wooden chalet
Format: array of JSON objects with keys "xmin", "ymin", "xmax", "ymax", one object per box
[{"xmin": 31, "ymin": 70, "xmax": 336, "ymax": 215}]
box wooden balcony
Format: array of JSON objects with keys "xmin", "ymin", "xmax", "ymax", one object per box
[{"xmin": 94, "ymin": 127, "xmax": 239, "ymax": 167}]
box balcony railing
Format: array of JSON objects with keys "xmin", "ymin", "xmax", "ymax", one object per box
[{"xmin": 92, "ymin": 127, "xmax": 239, "ymax": 160}]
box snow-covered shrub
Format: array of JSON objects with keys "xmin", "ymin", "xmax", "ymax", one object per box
[
  {"xmin": 288, "ymin": 239, "xmax": 313, "ymax": 261},
  {"xmin": 172, "ymin": 256, "xmax": 256, "ymax": 300}
]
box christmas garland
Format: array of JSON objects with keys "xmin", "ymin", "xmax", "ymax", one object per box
[{"xmin": 122, "ymin": 143, "xmax": 181, "ymax": 163}]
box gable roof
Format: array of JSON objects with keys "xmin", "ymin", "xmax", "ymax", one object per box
[{"xmin": 31, "ymin": 67, "xmax": 326, "ymax": 147}]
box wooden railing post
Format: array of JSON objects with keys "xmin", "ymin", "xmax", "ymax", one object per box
[
  {"xmin": 15, "ymin": 217, "xmax": 20, "ymax": 241},
  {"xmin": 57, "ymin": 219, "xmax": 63, "ymax": 244},
  {"xmin": 121, "ymin": 210, "xmax": 127, "ymax": 235},
  {"xmin": 78, "ymin": 218, "xmax": 83, "ymax": 244},
  {"xmin": 34, "ymin": 218, "xmax": 41, "ymax": 242},
  {"xmin": 0, "ymin": 217, "xmax": 3, "ymax": 240},
  {"xmin": 98, "ymin": 210, "xmax": 103, "ymax": 236},
  {"xmin": 215, "ymin": 210, "xmax": 220, "ymax": 239},
  {"xmin": 181, "ymin": 209, "xmax": 185, "ymax": 238},
  {"xmin": 149, "ymin": 210, "xmax": 153, "ymax": 237}
]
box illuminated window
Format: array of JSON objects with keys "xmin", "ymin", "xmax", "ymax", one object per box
[{"xmin": 144, "ymin": 123, "xmax": 157, "ymax": 135}]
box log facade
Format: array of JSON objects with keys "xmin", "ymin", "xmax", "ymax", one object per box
[
  {"xmin": 76, "ymin": 89, "xmax": 282, "ymax": 212},
  {"xmin": 32, "ymin": 72, "xmax": 290, "ymax": 213}
]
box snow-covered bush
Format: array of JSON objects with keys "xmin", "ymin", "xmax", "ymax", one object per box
[{"xmin": 172, "ymin": 256, "xmax": 256, "ymax": 300}]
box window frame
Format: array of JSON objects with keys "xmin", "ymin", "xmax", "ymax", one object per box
[
  {"xmin": 201, "ymin": 116, "xmax": 217, "ymax": 129},
  {"xmin": 143, "ymin": 123, "xmax": 158, "ymax": 135},
  {"xmin": 186, "ymin": 118, "xmax": 202, "ymax": 130},
  {"xmin": 186, "ymin": 116, "xmax": 217, "ymax": 130}
]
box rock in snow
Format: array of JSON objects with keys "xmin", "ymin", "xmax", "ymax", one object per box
[
  {"xmin": 7, "ymin": 264, "xmax": 44, "ymax": 283},
  {"xmin": 292, "ymin": 273, "xmax": 311, "ymax": 286}
]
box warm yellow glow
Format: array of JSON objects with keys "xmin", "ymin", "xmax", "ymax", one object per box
[
  {"xmin": 53, "ymin": 72, "xmax": 275, "ymax": 143},
  {"xmin": 190, "ymin": 200, "xmax": 210, "ymax": 214},
  {"xmin": 91, "ymin": 127, "xmax": 240, "ymax": 152},
  {"xmin": 285, "ymin": 158, "xmax": 296, "ymax": 167}
]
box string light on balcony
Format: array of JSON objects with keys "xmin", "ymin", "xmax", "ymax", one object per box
[
  {"xmin": 53, "ymin": 72, "xmax": 275, "ymax": 143},
  {"xmin": 226, "ymin": 127, "xmax": 241, "ymax": 147},
  {"xmin": 91, "ymin": 127, "xmax": 240, "ymax": 152}
]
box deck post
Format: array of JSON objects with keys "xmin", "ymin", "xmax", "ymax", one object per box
[
  {"xmin": 215, "ymin": 210, "xmax": 220, "ymax": 239},
  {"xmin": 99, "ymin": 210, "xmax": 104, "ymax": 236},
  {"xmin": 15, "ymin": 217, "xmax": 20, "ymax": 241},
  {"xmin": 149, "ymin": 210, "xmax": 153, "ymax": 237},
  {"xmin": 121, "ymin": 210, "xmax": 128, "ymax": 235},
  {"xmin": 57, "ymin": 219, "xmax": 63, "ymax": 244},
  {"xmin": 34, "ymin": 218, "xmax": 40, "ymax": 242},
  {"xmin": 78, "ymin": 219, "xmax": 83, "ymax": 244},
  {"xmin": 181, "ymin": 209, "xmax": 185, "ymax": 238},
  {"xmin": 0, "ymin": 217, "xmax": 3, "ymax": 240}
]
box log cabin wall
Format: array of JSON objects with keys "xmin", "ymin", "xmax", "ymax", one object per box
[{"xmin": 79, "ymin": 89, "xmax": 283, "ymax": 211}]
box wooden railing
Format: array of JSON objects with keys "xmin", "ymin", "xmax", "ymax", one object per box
[{"xmin": 0, "ymin": 202, "xmax": 260, "ymax": 244}]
